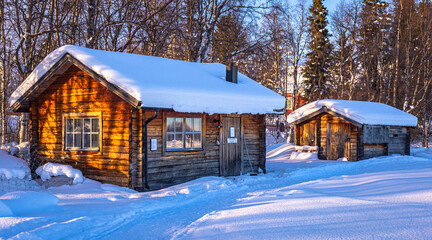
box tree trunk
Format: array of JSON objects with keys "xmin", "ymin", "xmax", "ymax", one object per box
[
  {"xmin": 0, "ymin": 0, "xmax": 6, "ymax": 144},
  {"xmin": 86, "ymin": 0, "xmax": 97, "ymax": 48}
]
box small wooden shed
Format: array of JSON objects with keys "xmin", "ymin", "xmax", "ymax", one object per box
[
  {"xmin": 10, "ymin": 45, "xmax": 285, "ymax": 190},
  {"xmin": 287, "ymin": 100, "xmax": 418, "ymax": 161}
]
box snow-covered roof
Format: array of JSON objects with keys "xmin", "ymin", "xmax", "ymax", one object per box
[
  {"xmin": 287, "ymin": 99, "xmax": 418, "ymax": 127},
  {"xmin": 10, "ymin": 45, "xmax": 285, "ymax": 114}
]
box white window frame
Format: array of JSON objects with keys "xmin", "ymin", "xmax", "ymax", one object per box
[
  {"xmin": 166, "ymin": 117, "xmax": 203, "ymax": 151},
  {"xmin": 63, "ymin": 112, "xmax": 102, "ymax": 152}
]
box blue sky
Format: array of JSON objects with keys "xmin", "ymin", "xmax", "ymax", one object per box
[{"xmin": 323, "ymin": 0, "xmax": 339, "ymax": 12}]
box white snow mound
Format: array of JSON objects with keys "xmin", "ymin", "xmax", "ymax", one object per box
[
  {"xmin": 36, "ymin": 163, "xmax": 84, "ymax": 184},
  {"xmin": 0, "ymin": 191, "xmax": 59, "ymax": 216},
  {"xmin": 290, "ymin": 151, "xmax": 319, "ymax": 160},
  {"xmin": 287, "ymin": 99, "xmax": 418, "ymax": 127},
  {"xmin": 0, "ymin": 150, "xmax": 30, "ymax": 180}
]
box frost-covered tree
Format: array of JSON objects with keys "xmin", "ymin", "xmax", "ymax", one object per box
[{"xmin": 303, "ymin": 0, "xmax": 332, "ymax": 100}]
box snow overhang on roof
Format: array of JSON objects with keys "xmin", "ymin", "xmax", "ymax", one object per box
[
  {"xmin": 10, "ymin": 45, "xmax": 285, "ymax": 114},
  {"xmin": 287, "ymin": 99, "xmax": 418, "ymax": 127}
]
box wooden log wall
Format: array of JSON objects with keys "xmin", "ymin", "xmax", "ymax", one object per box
[
  {"xmin": 388, "ymin": 126, "xmax": 409, "ymax": 155},
  {"xmin": 132, "ymin": 110, "xmax": 220, "ymax": 190},
  {"xmin": 35, "ymin": 65, "xmax": 132, "ymax": 187},
  {"xmin": 29, "ymin": 102, "xmax": 39, "ymax": 175},
  {"xmin": 295, "ymin": 113, "xmax": 358, "ymax": 161},
  {"xmin": 322, "ymin": 114, "xmax": 358, "ymax": 161},
  {"xmin": 364, "ymin": 144, "xmax": 387, "ymax": 159},
  {"xmin": 130, "ymin": 111, "xmax": 266, "ymax": 190}
]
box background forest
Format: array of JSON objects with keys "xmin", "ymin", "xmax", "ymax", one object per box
[{"xmin": 0, "ymin": 0, "xmax": 431, "ymax": 145}]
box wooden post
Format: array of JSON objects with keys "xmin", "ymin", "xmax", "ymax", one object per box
[
  {"xmin": 405, "ymin": 127, "xmax": 411, "ymax": 155},
  {"xmin": 29, "ymin": 102, "xmax": 38, "ymax": 177},
  {"xmin": 259, "ymin": 114, "xmax": 266, "ymax": 173},
  {"xmin": 317, "ymin": 117, "xmax": 322, "ymax": 159},
  {"xmin": 129, "ymin": 108, "xmax": 139, "ymax": 189}
]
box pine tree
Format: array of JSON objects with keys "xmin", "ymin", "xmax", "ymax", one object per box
[
  {"xmin": 358, "ymin": 0, "xmax": 390, "ymax": 102},
  {"xmin": 303, "ymin": 0, "xmax": 332, "ymax": 100},
  {"xmin": 211, "ymin": 13, "xmax": 248, "ymax": 65}
]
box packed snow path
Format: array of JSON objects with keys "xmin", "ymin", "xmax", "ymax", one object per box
[{"xmin": 1, "ymin": 144, "xmax": 432, "ymax": 239}]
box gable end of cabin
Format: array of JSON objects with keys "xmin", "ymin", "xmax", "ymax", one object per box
[{"xmin": 30, "ymin": 64, "xmax": 134, "ymax": 187}]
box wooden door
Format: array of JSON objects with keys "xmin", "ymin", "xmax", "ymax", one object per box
[
  {"xmin": 327, "ymin": 123, "xmax": 350, "ymax": 160},
  {"xmin": 301, "ymin": 122, "xmax": 316, "ymax": 146},
  {"xmin": 221, "ymin": 117, "xmax": 241, "ymax": 176}
]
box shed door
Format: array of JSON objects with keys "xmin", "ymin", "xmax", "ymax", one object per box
[
  {"xmin": 221, "ymin": 117, "xmax": 241, "ymax": 176},
  {"xmin": 327, "ymin": 123, "xmax": 350, "ymax": 160},
  {"xmin": 301, "ymin": 122, "xmax": 316, "ymax": 146}
]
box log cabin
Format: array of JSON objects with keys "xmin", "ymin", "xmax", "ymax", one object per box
[
  {"xmin": 287, "ymin": 100, "xmax": 418, "ymax": 161},
  {"xmin": 9, "ymin": 45, "xmax": 285, "ymax": 190}
]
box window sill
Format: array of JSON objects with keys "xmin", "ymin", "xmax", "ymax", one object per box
[
  {"xmin": 63, "ymin": 149, "xmax": 101, "ymax": 155},
  {"xmin": 163, "ymin": 149, "xmax": 204, "ymax": 156},
  {"xmin": 65, "ymin": 148, "xmax": 100, "ymax": 151}
]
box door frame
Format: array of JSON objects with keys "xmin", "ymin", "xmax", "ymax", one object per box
[{"xmin": 219, "ymin": 115, "xmax": 243, "ymax": 176}]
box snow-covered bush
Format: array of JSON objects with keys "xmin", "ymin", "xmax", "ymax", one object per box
[{"xmin": 36, "ymin": 163, "xmax": 84, "ymax": 184}]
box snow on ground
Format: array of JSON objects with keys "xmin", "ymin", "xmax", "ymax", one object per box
[{"xmin": 0, "ymin": 145, "xmax": 432, "ymax": 239}]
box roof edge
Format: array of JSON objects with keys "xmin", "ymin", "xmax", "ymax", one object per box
[{"xmin": 10, "ymin": 53, "xmax": 141, "ymax": 112}]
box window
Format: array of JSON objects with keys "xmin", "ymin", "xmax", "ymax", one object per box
[
  {"xmin": 166, "ymin": 117, "xmax": 202, "ymax": 150},
  {"xmin": 65, "ymin": 117, "xmax": 100, "ymax": 150}
]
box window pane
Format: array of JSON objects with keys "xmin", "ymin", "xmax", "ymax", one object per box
[
  {"xmin": 91, "ymin": 134, "xmax": 99, "ymax": 148},
  {"xmin": 92, "ymin": 118, "xmax": 99, "ymax": 132},
  {"xmin": 74, "ymin": 119, "xmax": 82, "ymax": 132},
  {"xmin": 66, "ymin": 119, "xmax": 73, "ymax": 132},
  {"xmin": 194, "ymin": 118, "xmax": 202, "ymax": 132},
  {"xmin": 175, "ymin": 134, "xmax": 183, "ymax": 148},
  {"xmin": 84, "ymin": 119, "xmax": 91, "ymax": 132},
  {"xmin": 166, "ymin": 133, "xmax": 175, "ymax": 149},
  {"xmin": 66, "ymin": 134, "xmax": 73, "ymax": 148},
  {"xmin": 185, "ymin": 118, "xmax": 193, "ymax": 132},
  {"xmin": 175, "ymin": 118, "xmax": 183, "ymax": 132},
  {"xmin": 166, "ymin": 118, "xmax": 175, "ymax": 132},
  {"xmin": 84, "ymin": 134, "xmax": 90, "ymax": 148},
  {"xmin": 74, "ymin": 133, "xmax": 82, "ymax": 148},
  {"xmin": 193, "ymin": 133, "xmax": 202, "ymax": 148},
  {"xmin": 185, "ymin": 133, "xmax": 193, "ymax": 148}
]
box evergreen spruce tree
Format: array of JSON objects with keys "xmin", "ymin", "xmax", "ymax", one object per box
[
  {"xmin": 303, "ymin": 0, "xmax": 332, "ymax": 100},
  {"xmin": 358, "ymin": 0, "xmax": 390, "ymax": 102}
]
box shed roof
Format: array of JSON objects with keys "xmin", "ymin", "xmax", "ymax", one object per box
[
  {"xmin": 10, "ymin": 45, "xmax": 285, "ymax": 114},
  {"xmin": 287, "ymin": 99, "xmax": 418, "ymax": 127}
]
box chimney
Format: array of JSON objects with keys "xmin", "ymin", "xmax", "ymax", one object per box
[{"xmin": 226, "ymin": 62, "xmax": 238, "ymax": 84}]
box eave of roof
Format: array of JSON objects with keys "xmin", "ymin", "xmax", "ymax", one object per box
[{"xmin": 11, "ymin": 54, "xmax": 142, "ymax": 112}]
